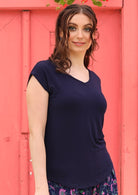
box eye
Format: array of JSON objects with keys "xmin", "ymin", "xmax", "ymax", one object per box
[
  {"xmin": 68, "ymin": 26, "xmax": 76, "ymax": 31},
  {"xmin": 84, "ymin": 27, "xmax": 92, "ymax": 32}
]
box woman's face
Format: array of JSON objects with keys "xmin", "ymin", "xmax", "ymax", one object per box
[{"xmin": 67, "ymin": 13, "xmax": 93, "ymax": 55}]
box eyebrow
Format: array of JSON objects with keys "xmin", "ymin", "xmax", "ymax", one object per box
[{"xmin": 68, "ymin": 22, "xmax": 93, "ymax": 27}]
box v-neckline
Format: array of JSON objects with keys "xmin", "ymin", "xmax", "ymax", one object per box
[
  {"xmin": 49, "ymin": 59, "xmax": 91, "ymax": 84},
  {"xmin": 65, "ymin": 68, "xmax": 91, "ymax": 84}
]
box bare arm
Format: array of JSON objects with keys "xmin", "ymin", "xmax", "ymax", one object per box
[{"xmin": 26, "ymin": 76, "xmax": 50, "ymax": 195}]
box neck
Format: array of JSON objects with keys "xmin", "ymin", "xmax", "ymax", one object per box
[{"xmin": 68, "ymin": 52, "xmax": 86, "ymax": 70}]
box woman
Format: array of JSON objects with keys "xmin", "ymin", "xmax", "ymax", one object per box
[{"xmin": 26, "ymin": 4, "xmax": 118, "ymax": 195}]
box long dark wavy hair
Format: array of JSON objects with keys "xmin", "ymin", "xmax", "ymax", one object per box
[{"xmin": 49, "ymin": 4, "xmax": 99, "ymax": 74}]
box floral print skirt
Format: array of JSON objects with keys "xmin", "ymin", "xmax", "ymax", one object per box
[{"xmin": 48, "ymin": 168, "xmax": 118, "ymax": 195}]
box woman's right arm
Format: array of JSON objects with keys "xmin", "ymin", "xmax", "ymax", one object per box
[{"xmin": 26, "ymin": 75, "xmax": 50, "ymax": 195}]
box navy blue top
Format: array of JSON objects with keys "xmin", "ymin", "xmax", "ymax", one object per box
[{"xmin": 27, "ymin": 59, "xmax": 113, "ymax": 188}]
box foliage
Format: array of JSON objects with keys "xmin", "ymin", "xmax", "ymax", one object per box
[{"xmin": 53, "ymin": 0, "xmax": 109, "ymax": 7}]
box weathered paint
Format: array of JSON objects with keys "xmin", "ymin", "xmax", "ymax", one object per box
[{"xmin": 0, "ymin": 0, "xmax": 137, "ymax": 195}]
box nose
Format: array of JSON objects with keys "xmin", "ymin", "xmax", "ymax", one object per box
[{"xmin": 77, "ymin": 29, "xmax": 83, "ymax": 38}]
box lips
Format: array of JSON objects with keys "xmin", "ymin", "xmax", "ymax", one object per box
[{"xmin": 72, "ymin": 41, "xmax": 85, "ymax": 46}]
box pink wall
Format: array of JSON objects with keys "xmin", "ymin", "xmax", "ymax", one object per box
[
  {"xmin": 0, "ymin": 0, "xmax": 137, "ymax": 195},
  {"xmin": 121, "ymin": 0, "xmax": 138, "ymax": 194}
]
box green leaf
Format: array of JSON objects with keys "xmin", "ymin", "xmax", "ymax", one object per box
[
  {"xmin": 95, "ymin": 1, "xmax": 102, "ymax": 6},
  {"xmin": 56, "ymin": 6, "xmax": 61, "ymax": 10},
  {"xmin": 92, "ymin": 0, "xmax": 102, "ymax": 7},
  {"xmin": 46, "ymin": 3, "xmax": 50, "ymax": 7},
  {"xmin": 67, "ymin": 0, "xmax": 75, "ymax": 5},
  {"xmin": 59, "ymin": 0, "xmax": 66, "ymax": 5},
  {"xmin": 54, "ymin": 0, "xmax": 60, "ymax": 3}
]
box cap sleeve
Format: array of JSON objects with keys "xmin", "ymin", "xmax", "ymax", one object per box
[{"xmin": 27, "ymin": 61, "xmax": 50, "ymax": 93}]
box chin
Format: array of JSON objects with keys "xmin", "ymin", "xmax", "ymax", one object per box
[{"xmin": 70, "ymin": 48, "xmax": 89, "ymax": 54}]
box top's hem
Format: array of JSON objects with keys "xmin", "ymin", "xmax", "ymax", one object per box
[{"xmin": 47, "ymin": 164, "xmax": 113, "ymax": 189}]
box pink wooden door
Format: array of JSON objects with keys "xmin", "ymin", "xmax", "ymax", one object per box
[{"xmin": 0, "ymin": 0, "xmax": 137, "ymax": 195}]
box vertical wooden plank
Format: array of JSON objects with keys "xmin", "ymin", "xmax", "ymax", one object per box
[
  {"xmin": 0, "ymin": 11, "xmax": 21, "ymax": 195},
  {"xmin": 21, "ymin": 10, "xmax": 31, "ymax": 134},
  {"xmin": 121, "ymin": 0, "xmax": 138, "ymax": 194},
  {"xmin": 20, "ymin": 137, "xmax": 29, "ymax": 195},
  {"xmin": 20, "ymin": 10, "xmax": 31, "ymax": 195}
]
